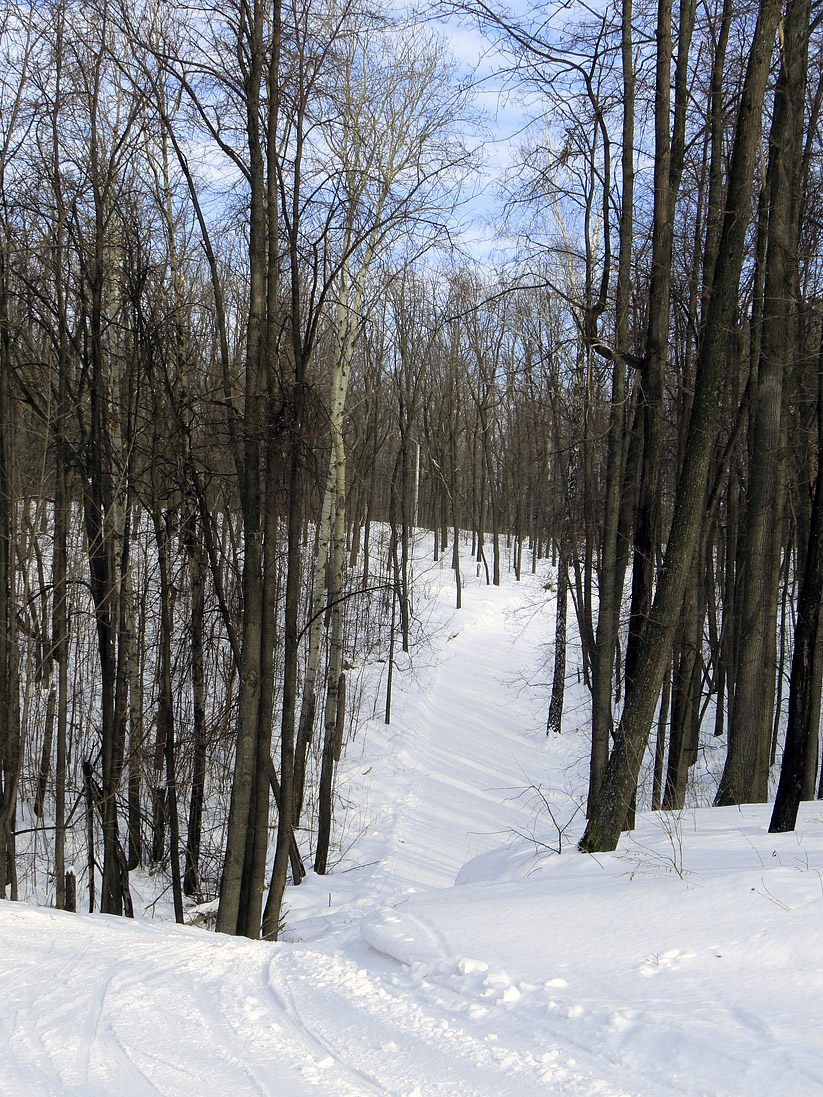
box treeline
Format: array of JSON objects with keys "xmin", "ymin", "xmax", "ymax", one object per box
[
  {"xmin": 470, "ymin": 0, "xmax": 823, "ymax": 848},
  {"xmin": 0, "ymin": 0, "xmax": 572, "ymax": 937},
  {"xmin": 2, "ymin": 0, "xmax": 822, "ymax": 935}
]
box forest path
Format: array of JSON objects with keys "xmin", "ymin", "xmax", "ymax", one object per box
[
  {"xmin": 0, "ymin": 554, "xmax": 617, "ymax": 1097},
  {"xmin": 370, "ymin": 552, "xmax": 555, "ymax": 889},
  {"xmin": 2, "ymin": 547, "xmax": 818, "ymax": 1097}
]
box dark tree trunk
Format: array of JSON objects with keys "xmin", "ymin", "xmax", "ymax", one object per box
[
  {"xmin": 217, "ymin": 0, "xmax": 268, "ymax": 937},
  {"xmin": 547, "ymin": 563, "xmax": 568, "ymax": 735},
  {"xmin": 717, "ymin": 0, "xmax": 810, "ymax": 807},
  {"xmin": 580, "ymin": 0, "xmax": 783, "ymax": 853},
  {"xmin": 184, "ymin": 523, "xmax": 207, "ymax": 898},
  {"xmin": 771, "ymin": 417, "xmax": 823, "ymax": 830}
]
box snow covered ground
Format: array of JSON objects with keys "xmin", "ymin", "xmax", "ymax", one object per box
[{"xmin": 2, "ymin": 541, "xmax": 823, "ymax": 1096}]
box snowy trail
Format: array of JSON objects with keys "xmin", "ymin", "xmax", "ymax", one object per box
[
  {"xmin": 0, "ymin": 561, "xmax": 597, "ymax": 1097},
  {"xmin": 0, "ymin": 561, "xmax": 569, "ymax": 1097},
  {"xmin": 0, "ymin": 907, "xmax": 626, "ymax": 1097},
  {"xmin": 3, "ymin": 552, "xmax": 823, "ymax": 1096},
  {"xmin": 370, "ymin": 561, "xmax": 554, "ymax": 887}
]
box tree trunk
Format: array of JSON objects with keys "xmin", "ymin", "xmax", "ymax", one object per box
[
  {"xmin": 589, "ymin": 0, "xmax": 634, "ymax": 812},
  {"xmin": 184, "ymin": 522, "xmax": 207, "ymax": 897},
  {"xmin": 717, "ymin": 0, "xmax": 810, "ymax": 807},
  {"xmin": 216, "ymin": 0, "xmax": 268, "ymax": 937},
  {"xmin": 547, "ymin": 562, "xmax": 568, "ymax": 735},
  {"xmin": 770, "ymin": 409, "xmax": 823, "ymax": 830},
  {"xmin": 580, "ymin": 0, "xmax": 782, "ymax": 853}
]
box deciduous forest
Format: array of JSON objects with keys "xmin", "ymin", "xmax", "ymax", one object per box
[{"xmin": 0, "ymin": 0, "xmax": 821, "ymax": 938}]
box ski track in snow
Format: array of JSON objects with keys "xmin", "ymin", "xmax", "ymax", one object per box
[{"xmin": 3, "ymin": 549, "xmax": 823, "ymax": 1095}]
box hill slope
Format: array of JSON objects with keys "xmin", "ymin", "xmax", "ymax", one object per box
[{"xmin": 2, "ymin": 545, "xmax": 823, "ymax": 1096}]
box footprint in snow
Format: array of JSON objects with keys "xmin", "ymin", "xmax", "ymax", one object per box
[{"xmin": 639, "ymin": 947, "xmax": 697, "ymax": 976}]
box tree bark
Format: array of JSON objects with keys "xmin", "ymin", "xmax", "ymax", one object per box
[
  {"xmin": 717, "ymin": 0, "xmax": 810, "ymax": 806},
  {"xmin": 580, "ymin": 0, "xmax": 783, "ymax": 853}
]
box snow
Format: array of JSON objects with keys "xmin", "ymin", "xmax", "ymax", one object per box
[{"xmin": 2, "ymin": 540, "xmax": 823, "ymax": 1096}]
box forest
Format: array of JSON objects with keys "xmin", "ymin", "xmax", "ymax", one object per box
[{"xmin": 0, "ymin": 0, "xmax": 821, "ymax": 940}]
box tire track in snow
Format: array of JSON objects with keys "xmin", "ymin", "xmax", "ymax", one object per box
[
  {"xmin": 75, "ymin": 959, "xmax": 130, "ymax": 1083},
  {"xmin": 263, "ymin": 956, "xmax": 387, "ymax": 1095},
  {"xmin": 266, "ymin": 943, "xmax": 573, "ymax": 1097}
]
